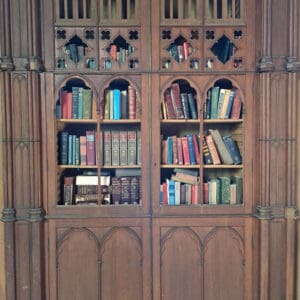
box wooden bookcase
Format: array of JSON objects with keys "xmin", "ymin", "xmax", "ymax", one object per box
[{"xmin": 42, "ymin": 0, "xmax": 255, "ymax": 299}]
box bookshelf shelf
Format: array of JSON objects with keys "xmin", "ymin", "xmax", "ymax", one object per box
[
  {"xmin": 101, "ymin": 165, "xmax": 141, "ymax": 169},
  {"xmin": 203, "ymin": 119, "xmax": 243, "ymax": 124},
  {"xmin": 101, "ymin": 119, "xmax": 141, "ymax": 124},
  {"xmin": 58, "ymin": 165, "xmax": 98, "ymax": 169},
  {"xmin": 161, "ymin": 164, "xmax": 200, "ymax": 168},
  {"xmin": 160, "ymin": 119, "xmax": 200, "ymax": 124},
  {"xmin": 57, "ymin": 119, "xmax": 98, "ymax": 124},
  {"xmin": 203, "ymin": 164, "xmax": 243, "ymax": 169}
]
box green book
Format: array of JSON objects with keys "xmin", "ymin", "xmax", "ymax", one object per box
[
  {"xmin": 210, "ymin": 86, "xmax": 220, "ymax": 119},
  {"xmin": 218, "ymin": 176, "xmax": 231, "ymax": 204},
  {"xmin": 232, "ymin": 175, "xmax": 243, "ymax": 204},
  {"xmin": 82, "ymin": 89, "xmax": 92, "ymax": 119}
]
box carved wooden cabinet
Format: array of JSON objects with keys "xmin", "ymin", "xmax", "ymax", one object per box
[{"xmin": 1, "ymin": 0, "xmax": 299, "ymax": 299}]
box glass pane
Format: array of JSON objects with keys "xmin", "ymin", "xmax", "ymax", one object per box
[
  {"xmin": 59, "ymin": 0, "xmax": 65, "ymax": 18},
  {"xmin": 208, "ymin": 0, "xmax": 214, "ymax": 18},
  {"xmin": 227, "ymin": 0, "xmax": 232, "ymax": 17},
  {"xmin": 122, "ymin": 0, "xmax": 127, "ymax": 19},
  {"xmin": 78, "ymin": 0, "xmax": 83, "ymax": 18},
  {"xmin": 173, "ymin": 0, "xmax": 178, "ymax": 18},
  {"xmin": 183, "ymin": 0, "xmax": 188, "ymax": 18},
  {"xmin": 191, "ymin": 0, "xmax": 196, "ymax": 18},
  {"xmin": 111, "ymin": 0, "xmax": 117, "ymax": 18},
  {"xmin": 86, "ymin": 0, "xmax": 91, "ymax": 18},
  {"xmin": 67, "ymin": 0, "xmax": 73, "ymax": 18},
  {"xmin": 165, "ymin": 0, "xmax": 171, "ymax": 18},
  {"xmin": 130, "ymin": 0, "xmax": 135, "ymax": 18},
  {"xmin": 235, "ymin": 0, "xmax": 240, "ymax": 18},
  {"xmin": 217, "ymin": 0, "xmax": 222, "ymax": 18},
  {"xmin": 103, "ymin": 0, "xmax": 108, "ymax": 18}
]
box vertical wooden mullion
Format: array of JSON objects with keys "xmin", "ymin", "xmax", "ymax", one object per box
[
  {"xmin": 117, "ymin": 0, "xmax": 121, "ymax": 19},
  {"xmin": 108, "ymin": 0, "xmax": 111, "ymax": 19},
  {"xmin": 232, "ymin": 0, "xmax": 236, "ymax": 19},
  {"xmin": 214, "ymin": 0, "xmax": 217, "ymax": 18},
  {"xmin": 170, "ymin": 0, "xmax": 173, "ymax": 18},
  {"xmin": 74, "ymin": 0, "xmax": 78, "ymax": 19},
  {"xmin": 223, "ymin": 0, "xmax": 227, "ymax": 19},
  {"xmin": 82, "ymin": 0, "xmax": 86, "ymax": 18},
  {"xmin": 64, "ymin": 0, "xmax": 68, "ymax": 19},
  {"xmin": 127, "ymin": 0, "xmax": 131, "ymax": 19}
]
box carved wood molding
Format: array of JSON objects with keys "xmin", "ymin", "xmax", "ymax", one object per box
[
  {"xmin": 28, "ymin": 208, "xmax": 44, "ymax": 222},
  {"xmin": 285, "ymin": 57, "xmax": 300, "ymax": 72},
  {"xmin": 1, "ymin": 208, "xmax": 16, "ymax": 222},
  {"xmin": 256, "ymin": 206, "xmax": 272, "ymax": 220}
]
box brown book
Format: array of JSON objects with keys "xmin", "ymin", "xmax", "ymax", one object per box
[
  {"xmin": 127, "ymin": 131, "xmax": 137, "ymax": 165},
  {"xmin": 205, "ymin": 134, "xmax": 221, "ymax": 165},
  {"xmin": 209, "ymin": 129, "xmax": 233, "ymax": 164},
  {"xmin": 191, "ymin": 184, "xmax": 199, "ymax": 204},
  {"xmin": 79, "ymin": 136, "xmax": 87, "ymax": 165},
  {"xmin": 203, "ymin": 182, "xmax": 209, "ymax": 204},
  {"xmin": 111, "ymin": 130, "xmax": 120, "ymax": 166},
  {"xmin": 128, "ymin": 85, "xmax": 136, "ymax": 119},
  {"xmin": 164, "ymin": 89, "xmax": 176, "ymax": 119},
  {"xmin": 172, "ymin": 135, "xmax": 178, "ymax": 164},
  {"xmin": 192, "ymin": 134, "xmax": 201, "ymax": 164},
  {"xmin": 130, "ymin": 177, "xmax": 140, "ymax": 204},
  {"xmin": 86, "ymin": 131, "xmax": 96, "ymax": 165},
  {"xmin": 104, "ymin": 89, "xmax": 111, "ymax": 119},
  {"xmin": 120, "ymin": 177, "xmax": 131, "ymax": 204},
  {"xmin": 170, "ymin": 83, "xmax": 184, "ymax": 119},
  {"xmin": 161, "ymin": 139, "xmax": 168, "ymax": 164},
  {"xmin": 121, "ymin": 89, "xmax": 128, "ymax": 119},
  {"xmin": 230, "ymin": 88, "xmax": 242, "ymax": 119},
  {"xmin": 111, "ymin": 177, "xmax": 121, "ymax": 204},
  {"xmin": 119, "ymin": 131, "xmax": 128, "ymax": 165},
  {"xmin": 103, "ymin": 130, "xmax": 112, "ymax": 165},
  {"xmin": 202, "ymin": 136, "xmax": 213, "ymax": 164},
  {"xmin": 63, "ymin": 177, "xmax": 75, "ymax": 205}
]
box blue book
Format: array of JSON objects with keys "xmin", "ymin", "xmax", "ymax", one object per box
[
  {"xmin": 59, "ymin": 131, "xmax": 68, "ymax": 164},
  {"xmin": 113, "ymin": 89, "xmax": 121, "ymax": 119},
  {"xmin": 225, "ymin": 90, "xmax": 235, "ymax": 118},
  {"xmin": 78, "ymin": 87, "xmax": 83, "ymax": 119},
  {"xmin": 187, "ymin": 134, "xmax": 196, "ymax": 165},
  {"xmin": 167, "ymin": 136, "xmax": 173, "ymax": 164},
  {"xmin": 68, "ymin": 134, "xmax": 73, "ymax": 165},
  {"xmin": 167, "ymin": 179, "xmax": 175, "ymax": 205},
  {"xmin": 222, "ymin": 135, "xmax": 242, "ymax": 165}
]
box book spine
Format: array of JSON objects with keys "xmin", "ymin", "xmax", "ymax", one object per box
[
  {"xmin": 119, "ymin": 131, "xmax": 128, "ymax": 165},
  {"xmin": 137, "ymin": 130, "xmax": 142, "ymax": 165},
  {"xmin": 104, "ymin": 89, "xmax": 111, "ymax": 119},
  {"xmin": 63, "ymin": 177, "xmax": 75, "ymax": 205},
  {"xmin": 192, "ymin": 134, "xmax": 201, "ymax": 164},
  {"xmin": 111, "ymin": 177, "xmax": 121, "ymax": 204},
  {"xmin": 170, "ymin": 83, "xmax": 184, "ymax": 119},
  {"xmin": 205, "ymin": 134, "xmax": 221, "ymax": 165},
  {"xmin": 121, "ymin": 90, "xmax": 128, "ymax": 119},
  {"xmin": 167, "ymin": 136, "xmax": 173, "ymax": 164},
  {"xmin": 225, "ymin": 90, "xmax": 235, "ymax": 118},
  {"xmin": 202, "ymin": 136, "xmax": 213, "ymax": 164},
  {"xmin": 219, "ymin": 176, "xmax": 231, "ymax": 204},
  {"xmin": 187, "ymin": 93, "xmax": 197, "ymax": 119},
  {"xmin": 210, "ymin": 86, "xmax": 220, "ymax": 119},
  {"xmin": 113, "ymin": 89, "xmax": 121, "ymax": 119},
  {"xmin": 103, "ymin": 130, "xmax": 112, "ymax": 165},
  {"xmin": 68, "ymin": 134, "xmax": 73, "ymax": 165},
  {"xmin": 180, "ymin": 93, "xmax": 190, "ymax": 119},
  {"xmin": 71, "ymin": 86, "xmax": 79, "ymax": 119},
  {"xmin": 230, "ymin": 88, "xmax": 242, "ymax": 119},
  {"xmin": 120, "ymin": 177, "xmax": 131, "ymax": 204},
  {"xmin": 209, "ymin": 129, "xmax": 233, "ymax": 164},
  {"xmin": 82, "ymin": 89, "xmax": 92, "ymax": 119},
  {"xmin": 59, "ymin": 131, "xmax": 69, "ymax": 165},
  {"xmin": 111, "ymin": 130, "xmax": 120, "ymax": 166},
  {"xmin": 164, "ymin": 90, "xmax": 176, "ymax": 119},
  {"xmin": 222, "ymin": 135, "xmax": 242, "ymax": 164},
  {"xmin": 191, "ymin": 184, "xmax": 199, "ymax": 204},
  {"xmin": 187, "ymin": 134, "xmax": 196, "ymax": 165},
  {"xmin": 177, "ymin": 137, "xmax": 184, "ymax": 165},
  {"xmin": 127, "ymin": 131, "xmax": 137, "ymax": 165},
  {"xmin": 128, "ymin": 85, "xmax": 136, "ymax": 119},
  {"xmin": 86, "ymin": 131, "xmax": 96, "ymax": 165},
  {"xmin": 167, "ymin": 179, "xmax": 175, "ymax": 205},
  {"xmin": 79, "ymin": 136, "xmax": 87, "ymax": 165},
  {"xmin": 181, "ymin": 136, "xmax": 190, "ymax": 165},
  {"xmin": 78, "ymin": 87, "xmax": 83, "ymax": 119},
  {"xmin": 75, "ymin": 136, "xmax": 80, "ymax": 165}
]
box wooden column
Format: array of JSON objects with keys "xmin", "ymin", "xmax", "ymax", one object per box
[
  {"xmin": 0, "ymin": 0, "xmax": 44, "ymax": 299},
  {"xmin": 257, "ymin": 0, "xmax": 299, "ymax": 299}
]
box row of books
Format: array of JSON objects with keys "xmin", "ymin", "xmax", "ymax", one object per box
[
  {"xmin": 203, "ymin": 129, "xmax": 242, "ymax": 165},
  {"xmin": 161, "ymin": 82, "xmax": 198, "ymax": 119},
  {"xmin": 160, "ymin": 169, "xmax": 242, "ymax": 205},
  {"xmin": 203, "ymin": 176, "xmax": 243, "ymax": 205},
  {"xmin": 59, "ymin": 130, "xmax": 142, "ymax": 166},
  {"xmin": 108, "ymin": 44, "xmax": 135, "ymax": 64},
  {"xmin": 63, "ymin": 171, "xmax": 141, "ymax": 205},
  {"xmin": 161, "ymin": 134, "xmax": 200, "ymax": 165},
  {"xmin": 64, "ymin": 43, "xmax": 87, "ymax": 64},
  {"xmin": 59, "ymin": 131, "xmax": 96, "ymax": 165},
  {"xmin": 204, "ymin": 86, "xmax": 242, "ymax": 119},
  {"xmin": 102, "ymin": 85, "xmax": 138, "ymax": 120},
  {"xmin": 103, "ymin": 130, "xmax": 141, "ymax": 166},
  {"xmin": 167, "ymin": 42, "xmax": 194, "ymax": 63},
  {"xmin": 57, "ymin": 86, "xmax": 93, "ymax": 119}
]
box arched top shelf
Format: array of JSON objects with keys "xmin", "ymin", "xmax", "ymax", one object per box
[
  {"xmin": 203, "ymin": 78, "xmax": 244, "ymax": 120},
  {"xmin": 161, "ymin": 78, "xmax": 199, "ymax": 120},
  {"xmin": 100, "ymin": 77, "xmax": 140, "ymax": 120}
]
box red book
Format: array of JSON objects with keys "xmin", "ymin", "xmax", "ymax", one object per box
[
  {"xmin": 181, "ymin": 136, "xmax": 190, "ymax": 165},
  {"xmin": 191, "ymin": 184, "xmax": 199, "ymax": 204},
  {"xmin": 183, "ymin": 42, "xmax": 189, "ymax": 60},
  {"xmin": 61, "ymin": 91, "xmax": 72, "ymax": 119},
  {"xmin": 79, "ymin": 136, "xmax": 87, "ymax": 165},
  {"xmin": 164, "ymin": 90, "xmax": 176, "ymax": 119},
  {"xmin": 192, "ymin": 134, "xmax": 201, "ymax": 164},
  {"xmin": 170, "ymin": 83, "xmax": 184, "ymax": 119},
  {"xmin": 177, "ymin": 137, "xmax": 184, "ymax": 165},
  {"xmin": 86, "ymin": 131, "xmax": 95, "ymax": 165},
  {"xmin": 230, "ymin": 88, "xmax": 242, "ymax": 119}
]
